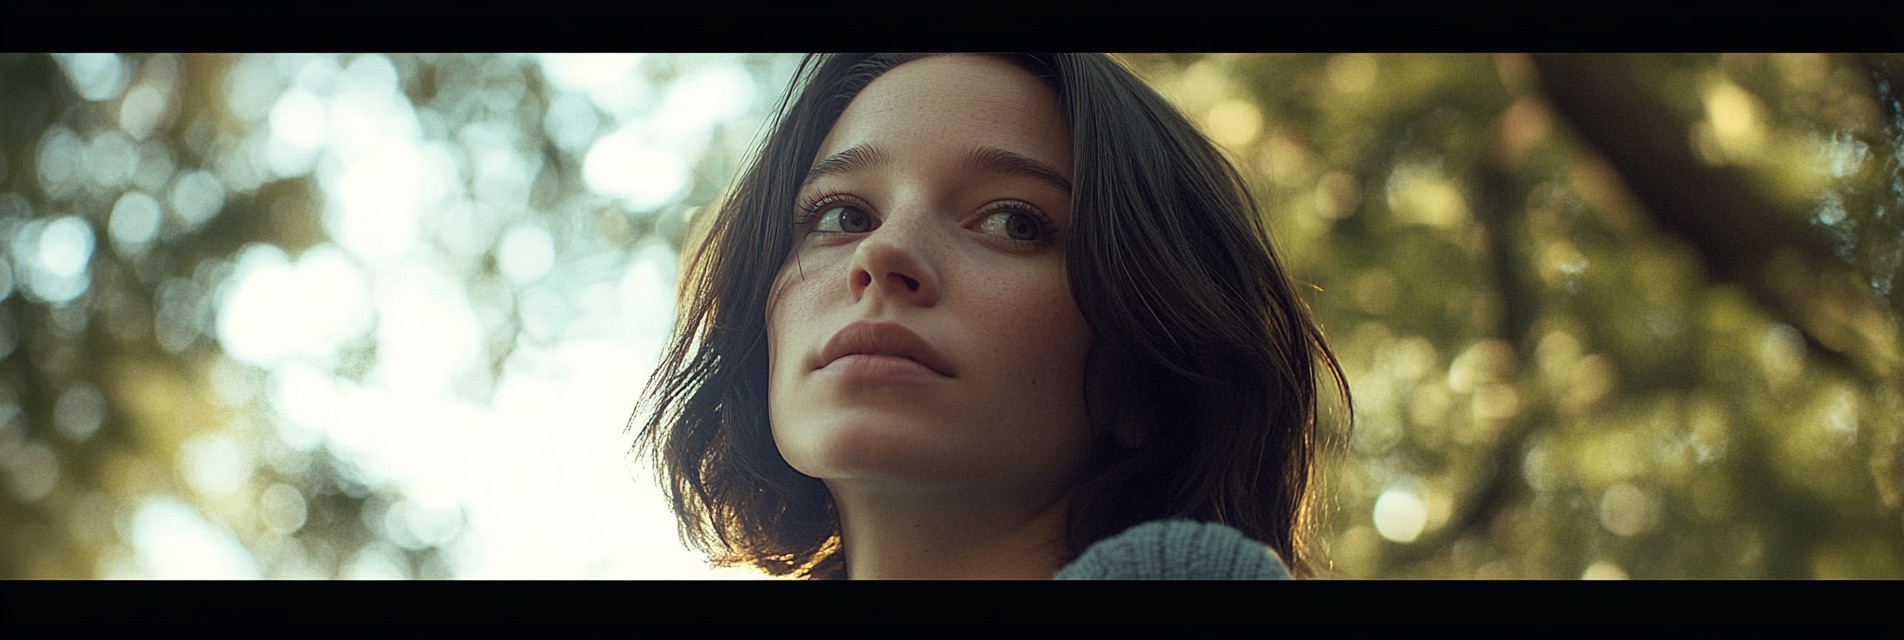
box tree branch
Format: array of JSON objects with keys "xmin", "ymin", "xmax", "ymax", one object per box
[{"xmin": 1529, "ymin": 54, "xmax": 1898, "ymax": 383}]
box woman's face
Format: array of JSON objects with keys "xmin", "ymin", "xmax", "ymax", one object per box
[{"xmin": 766, "ymin": 56, "xmax": 1093, "ymax": 501}]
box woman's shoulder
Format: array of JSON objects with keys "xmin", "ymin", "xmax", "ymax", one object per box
[{"xmin": 1053, "ymin": 519, "xmax": 1293, "ymax": 580}]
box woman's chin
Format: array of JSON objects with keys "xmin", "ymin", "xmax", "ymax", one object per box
[{"xmin": 776, "ymin": 416, "xmax": 972, "ymax": 487}]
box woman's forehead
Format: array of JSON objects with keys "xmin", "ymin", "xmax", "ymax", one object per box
[{"xmin": 813, "ymin": 56, "xmax": 1072, "ymax": 180}]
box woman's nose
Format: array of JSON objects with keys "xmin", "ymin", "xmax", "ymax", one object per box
[{"xmin": 848, "ymin": 217, "xmax": 941, "ymax": 308}]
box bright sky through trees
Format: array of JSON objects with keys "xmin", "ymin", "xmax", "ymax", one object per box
[{"xmin": 2, "ymin": 53, "xmax": 1899, "ymax": 579}]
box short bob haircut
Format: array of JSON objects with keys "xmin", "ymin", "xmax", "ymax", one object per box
[{"xmin": 635, "ymin": 53, "xmax": 1348, "ymax": 579}]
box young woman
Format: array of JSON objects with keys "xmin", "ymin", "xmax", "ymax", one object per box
[{"xmin": 635, "ymin": 53, "xmax": 1348, "ymax": 579}]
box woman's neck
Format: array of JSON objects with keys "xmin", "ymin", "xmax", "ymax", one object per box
[{"xmin": 828, "ymin": 484, "xmax": 1073, "ymax": 579}]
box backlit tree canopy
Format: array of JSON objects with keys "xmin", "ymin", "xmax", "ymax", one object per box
[{"xmin": 1, "ymin": 53, "xmax": 1898, "ymax": 578}]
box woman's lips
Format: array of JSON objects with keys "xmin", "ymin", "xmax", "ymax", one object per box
[
  {"xmin": 815, "ymin": 321, "xmax": 956, "ymax": 378},
  {"xmin": 820, "ymin": 354, "xmax": 946, "ymax": 381}
]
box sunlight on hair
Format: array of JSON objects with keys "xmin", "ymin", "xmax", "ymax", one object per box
[{"xmin": 3, "ymin": 51, "xmax": 1892, "ymax": 580}]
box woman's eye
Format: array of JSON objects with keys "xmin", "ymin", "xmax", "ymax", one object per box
[
  {"xmin": 816, "ymin": 205, "xmax": 877, "ymax": 233},
  {"xmin": 980, "ymin": 211, "xmax": 1045, "ymax": 242}
]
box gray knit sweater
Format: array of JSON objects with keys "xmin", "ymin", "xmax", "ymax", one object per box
[{"xmin": 1052, "ymin": 519, "xmax": 1293, "ymax": 580}]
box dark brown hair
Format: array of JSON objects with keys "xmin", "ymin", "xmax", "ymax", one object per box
[{"xmin": 634, "ymin": 53, "xmax": 1348, "ymax": 578}]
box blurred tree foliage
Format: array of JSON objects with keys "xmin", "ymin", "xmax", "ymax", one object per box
[
  {"xmin": 0, "ymin": 52, "xmax": 790, "ymax": 579},
  {"xmin": 0, "ymin": 54, "xmax": 450, "ymax": 578},
  {"xmin": 2, "ymin": 53, "xmax": 1899, "ymax": 579},
  {"xmin": 1122, "ymin": 53, "xmax": 1903, "ymax": 578}
]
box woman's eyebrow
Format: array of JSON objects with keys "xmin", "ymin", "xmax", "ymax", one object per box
[
  {"xmin": 800, "ymin": 144, "xmax": 1072, "ymax": 196},
  {"xmin": 964, "ymin": 147, "xmax": 1071, "ymax": 196},
  {"xmin": 801, "ymin": 145, "xmax": 889, "ymax": 190}
]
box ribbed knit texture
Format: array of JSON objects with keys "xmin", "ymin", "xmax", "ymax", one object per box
[{"xmin": 1052, "ymin": 519, "xmax": 1292, "ymax": 580}]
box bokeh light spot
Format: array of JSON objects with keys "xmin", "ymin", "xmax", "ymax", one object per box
[
  {"xmin": 1373, "ymin": 483, "xmax": 1428, "ymax": 543},
  {"xmin": 583, "ymin": 127, "xmax": 687, "ymax": 211},
  {"xmin": 223, "ymin": 56, "xmax": 285, "ymax": 124},
  {"xmin": 36, "ymin": 127, "xmax": 84, "ymax": 200},
  {"xmin": 1760, "ymin": 323, "xmax": 1806, "ymax": 387},
  {"xmin": 87, "ymin": 129, "xmax": 138, "ymax": 191},
  {"xmin": 655, "ymin": 62, "xmax": 756, "ymax": 144},
  {"xmin": 1206, "ymin": 99, "xmax": 1263, "ymax": 149},
  {"xmin": 1328, "ymin": 53, "xmax": 1378, "ymax": 95},
  {"xmin": 108, "ymin": 191, "xmax": 164, "ymax": 258},
  {"xmin": 154, "ymin": 277, "xmax": 206, "ymax": 354},
  {"xmin": 259, "ymin": 483, "xmax": 309, "ymax": 535},
  {"xmin": 498, "ymin": 223, "xmax": 556, "ymax": 286},
  {"xmin": 537, "ymin": 54, "xmax": 650, "ymax": 118},
  {"xmin": 6, "ymin": 442, "xmax": 60, "ymax": 503},
  {"xmin": 371, "ymin": 263, "xmax": 484, "ymax": 396},
  {"xmin": 215, "ymin": 244, "xmax": 297, "ymax": 366},
  {"xmin": 216, "ymin": 243, "xmax": 373, "ymax": 369},
  {"xmin": 129, "ymin": 496, "xmax": 261, "ymax": 579},
  {"xmin": 1581, "ymin": 560, "xmax": 1630, "ymax": 580},
  {"xmin": 1703, "ymin": 79, "xmax": 1768, "ymax": 156},
  {"xmin": 1448, "ymin": 339, "xmax": 1516, "ymax": 393},
  {"xmin": 343, "ymin": 541, "xmax": 407, "ymax": 580},
  {"xmin": 1386, "ymin": 164, "xmax": 1471, "ymax": 229},
  {"xmin": 180, "ymin": 433, "xmax": 252, "ymax": 498},
  {"xmin": 168, "ymin": 170, "xmax": 227, "ymax": 231},
  {"xmin": 53, "ymin": 383, "xmax": 108, "ymax": 442},
  {"xmin": 271, "ymin": 364, "xmax": 336, "ymax": 448},
  {"xmin": 544, "ymin": 92, "xmax": 602, "ymax": 154},
  {"xmin": 37, "ymin": 216, "xmax": 95, "ymax": 280},
  {"xmin": 56, "ymin": 53, "xmax": 128, "ymax": 102},
  {"xmin": 267, "ymin": 86, "xmax": 328, "ymax": 178},
  {"xmin": 19, "ymin": 216, "xmax": 96, "ymax": 305},
  {"xmin": 1598, "ymin": 482, "xmax": 1659, "ymax": 537},
  {"xmin": 134, "ymin": 139, "xmax": 177, "ymax": 193},
  {"xmin": 325, "ymin": 143, "xmax": 446, "ymax": 265},
  {"xmin": 119, "ymin": 83, "xmax": 169, "ymax": 140}
]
